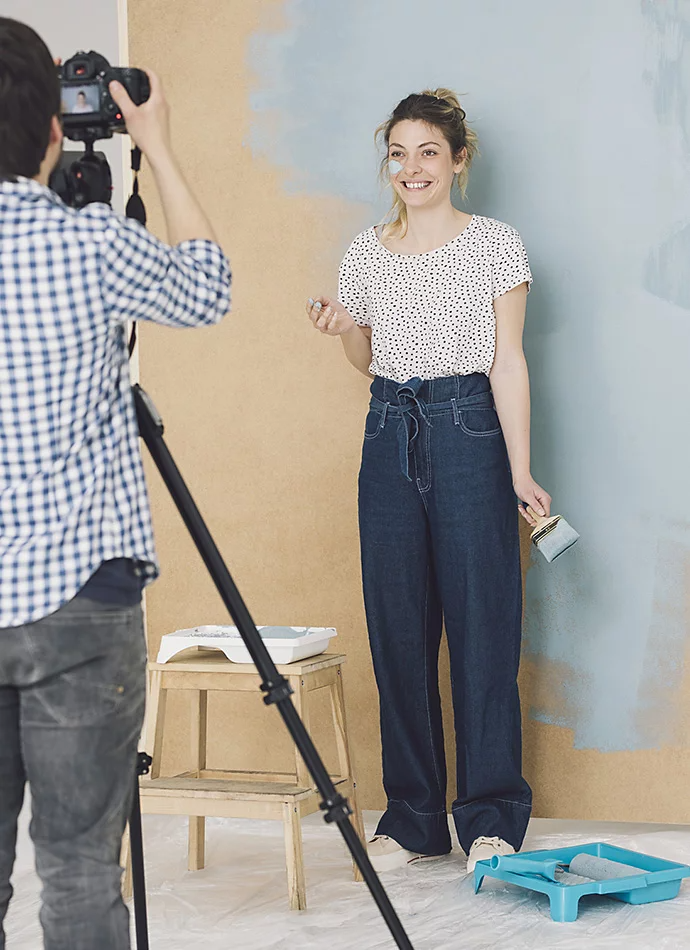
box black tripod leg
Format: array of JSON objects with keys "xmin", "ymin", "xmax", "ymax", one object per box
[
  {"xmin": 132, "ymin": 385, "xmax": 415, "ymax": 950},
  {"xmin": 129, "ymin": 751, "xmax": 152, "ymax": 950}
]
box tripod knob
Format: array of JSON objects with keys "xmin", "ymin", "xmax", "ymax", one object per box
[{"xmin": 136, "ymin": 752, "xmax": 153, "ymax": 777}]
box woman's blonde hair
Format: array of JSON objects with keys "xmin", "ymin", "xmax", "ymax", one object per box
[{"xmin": 375, "ymin": 87, "xmax": 479, "ymax": 240}]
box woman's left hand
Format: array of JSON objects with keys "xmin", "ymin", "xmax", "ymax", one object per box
[{"xmin": 513, "ymin": 474, "xmax": 552, "ymax": 527}]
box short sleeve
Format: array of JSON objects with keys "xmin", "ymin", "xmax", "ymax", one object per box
[
  {"xmin": 338, "ymin": 232, "xmax": 371, "ymax": 327},
  {"xmin": 95, "ymin": 209, "xmax": 231, "ymax": 327},
  {"xmin": 491, "ymin": 227, "xmax": 532, "ymax": 300}
]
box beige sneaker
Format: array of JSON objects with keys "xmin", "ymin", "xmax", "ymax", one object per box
[
  {"xmin": 367, "ymin": 835, "xmax": 424, "ymax": 873},
  {"xmin": 466, "ymin": 836, "xmax": 515, "ymax": 873}
]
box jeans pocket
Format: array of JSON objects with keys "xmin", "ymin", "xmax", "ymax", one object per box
[
  {"xmin": 364, "ymin": 408, "xmax": 384, "ymax": 440},
  {"xmin": 55, "ymin": 665, "xmax": 139, "ymax": 725},
  {"xmin": 458, "ymin": 407, "xmax": 501, "ymax": 437},
  {"xmin": 29, "ymin": 606, "xmax": 147, "ymax": 727}
]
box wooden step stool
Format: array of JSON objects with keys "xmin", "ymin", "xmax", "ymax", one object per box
[{"xmin": 123, "ymin": 651, "xmax": 364, "ymax": 910}]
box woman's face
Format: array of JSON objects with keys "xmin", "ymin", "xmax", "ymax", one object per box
[{"xmin": 387, "ymin": 119, "xmax": 465, "ymax": 210}]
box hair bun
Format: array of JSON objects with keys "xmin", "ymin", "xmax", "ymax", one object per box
[{"xmin": 423, "ymin": 88, "xmax": 466, "ymax": 121}]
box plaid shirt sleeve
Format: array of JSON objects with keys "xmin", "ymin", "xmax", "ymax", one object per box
[{"xmin": 98, "ymin": 211, "xmax": 231, "ymax": 326}]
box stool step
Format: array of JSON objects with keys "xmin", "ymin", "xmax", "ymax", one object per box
[
  {"xmin": 139, "ymin": 776, "xmax": 345, "ymax": 803},
  {"xmin": 148, "ymin": 652, "xmax": 347, "ymax": 676}
]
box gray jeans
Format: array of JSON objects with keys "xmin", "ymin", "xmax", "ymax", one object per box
[{"xmin": 0, "ymin": 597, "xmax": 146, "ymax": 950}]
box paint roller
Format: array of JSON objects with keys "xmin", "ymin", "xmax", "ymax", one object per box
[
  {"xmin": 490, "ymin": 853, "xmax": 646, "ymax": 883},
  {"xmin": 524, "ymin": 506, "xmax": 580, "ymax": 562},
  {"xmin": 568, "ymin": 854, "xmax": 646, "ymax": 881}
]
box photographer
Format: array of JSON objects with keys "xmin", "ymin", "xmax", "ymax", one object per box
[{"xmin": 0, "ymin": 17, "xmax": 230, "ymax": 950}]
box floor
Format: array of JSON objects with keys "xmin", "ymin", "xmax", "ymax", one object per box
[{"xmin": 5, "ymin": 808, "xmax": 690, "ymax": 949}]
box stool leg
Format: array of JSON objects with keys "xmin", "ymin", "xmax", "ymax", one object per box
[
  {"xmin": 349, "ymin": 786, "xmax": 366, "ymax": 883},
  {"xmin": 283, "ymin": 803, "xmax": 307, "ymax": 911},
  {"xmin": 190, "ymin": 689, "xmax": 208, "ymax": 778},
  {"xmin": 330, "ymin": 667, "xmax": 365, "ymax": 882},
  {"xmin": 188, "ymin": 689, "xmax": 207, "ymax": 871},
  {"xmin": 188, "ymin": 816, "xmax": 205, "ymax": 872},
  {"xmin": 143, "ymin": 669, "xmax": 167, "ymax": 780},
  {"xmin": 290, "ymin": 675, "xmax": 313, "ymax": 789},
  {"xmin": 120, "ymin": 825, "xmax": 132, "ymax": 900}
]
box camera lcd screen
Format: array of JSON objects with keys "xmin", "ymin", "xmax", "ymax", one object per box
[{"xmin": 61, "ymin": 83, "xmax": 99, "ymax": 116}]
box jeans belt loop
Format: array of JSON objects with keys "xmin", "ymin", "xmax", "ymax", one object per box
[
  {"xmin": 451, "ymin": 397, "xmax": 460, "ymax": 426},
  {"xmin": 380, "ymin": 402, "xmax": 389, "ymax": 430}
]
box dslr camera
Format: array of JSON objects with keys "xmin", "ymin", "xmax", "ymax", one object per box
[
  {"xmin": 58, "ymin": 50, "xmax": 149, "ymax": 142},
  {"xmin": 51, "ymin": 51, "xmax": 150, "ymax": 209}
]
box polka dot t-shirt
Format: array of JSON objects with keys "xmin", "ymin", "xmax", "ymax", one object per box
[{"xmin": 337, "ymin": 215, "xmax": 532, "ymax": 383}]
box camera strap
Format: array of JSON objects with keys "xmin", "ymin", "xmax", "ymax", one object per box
[
  {"xmin": 125, "ymin": 147, "xmax": 146, "ymax": 226},
  {"xmin": 127, "ymin": 147, "xmax": 146, "ymax": 356}
]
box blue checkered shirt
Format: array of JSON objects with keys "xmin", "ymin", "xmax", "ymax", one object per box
[{"xmin": 0, "ymin": 178, "xmax": 231, "ymax": 628}]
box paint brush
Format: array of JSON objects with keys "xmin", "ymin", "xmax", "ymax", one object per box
[{"xmin": 525, "ymin": 506, "xmax": 579, "ymax": 562}]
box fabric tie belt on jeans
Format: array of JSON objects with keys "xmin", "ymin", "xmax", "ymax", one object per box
[{"xmin": 369, "ymin": 377, "xmax": 494, "ymax": 481}]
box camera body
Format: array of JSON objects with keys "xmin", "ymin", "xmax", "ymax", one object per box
[{"xmin": 58, "ymin": 51, "xmax": 149, "ymax": 142}]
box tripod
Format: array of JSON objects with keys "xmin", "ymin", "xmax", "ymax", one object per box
[{"xmin": 126, "ymin": 383, "xmax": 415, "ymax": 950}]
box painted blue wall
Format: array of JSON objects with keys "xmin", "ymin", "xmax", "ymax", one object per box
[{"xmin": 248, "ymin": 0, "xmax": 690, "ymax": 752}]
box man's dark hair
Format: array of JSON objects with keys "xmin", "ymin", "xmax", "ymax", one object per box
[{"xmin": 0, "ymin": 18, "xmax": 61, "ymax": 181}]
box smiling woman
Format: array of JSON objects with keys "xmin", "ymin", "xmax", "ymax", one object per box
[
  {"xmin": 306, "ymin": 83, "xmax": 552, "ymax": 880},
  {"xmin": 375, "ymin": 88, "xmax": 479, "ymax": 244}
]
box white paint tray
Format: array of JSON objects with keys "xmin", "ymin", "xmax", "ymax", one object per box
[{"xmin": 156, "ymin": 625, "xmax": 337, "ymax": 665}]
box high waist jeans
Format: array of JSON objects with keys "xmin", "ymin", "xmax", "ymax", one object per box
[
  {"xmin": 0, "ymin": 597, "xmax": 146, "ymax": 950},
  {"xmin": 358, "ymin": 374, "xmax": 532, "ymax": 856}
]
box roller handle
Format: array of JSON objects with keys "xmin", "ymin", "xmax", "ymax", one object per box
[{"xmin": 489, "ymin": 855, "xmax": 564, "ymax": 880}]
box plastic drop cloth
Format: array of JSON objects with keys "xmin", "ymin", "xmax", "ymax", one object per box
[{"xmin": 5, "ymin": 807, "xmax": 690, "ymax": 949}]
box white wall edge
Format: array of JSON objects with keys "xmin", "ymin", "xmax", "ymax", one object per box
[
  {"xmin": 117, "ymin": 0, "xmax": 139, "ymax": 385},
  {"xmin": 117, "ymin": 0, "xmax": 149, "ymax": 640}
]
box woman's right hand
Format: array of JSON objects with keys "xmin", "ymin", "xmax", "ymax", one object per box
[{"xmin": 306, "ymin": 296, "xmax": 356, "ymax": 336}]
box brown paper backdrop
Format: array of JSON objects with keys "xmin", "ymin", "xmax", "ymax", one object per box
[{"xmin": 128, "ymin": 0, "xmax": 690, "ymax": 822}]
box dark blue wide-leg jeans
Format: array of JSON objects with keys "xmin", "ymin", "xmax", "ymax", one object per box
[{"xmin": 358, "ymin": 373, "xmax": 532, "ymax": 856}]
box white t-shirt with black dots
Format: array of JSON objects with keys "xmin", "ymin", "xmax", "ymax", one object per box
[{"xmin": 337, "ymin": 215, "xmax": 532, "ymax": 383}]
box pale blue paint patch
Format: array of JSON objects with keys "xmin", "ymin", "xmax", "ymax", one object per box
[
  {"xmin": 530, "ymin": 709, "xmax": 570, "ymax": 731},
  {"xmin": 642, "ymin": 0, "xmax": 690, "ymax": 309},
  {"xmin": 524, "ymin": 521, "xmax": 690, "ymax": 751},
  {"xmin": 248, "ymin": 0, "xmax": 690, "ymax": 752},
  {"xmin": 646, "ymin": 223, "xmax": 690, "ymax": 309},
  {"xmin": 641, "ymin": 0, "xmax": 690, "ymax": 157},
  {"xmin": 388, "ymin": 160, "xmax": 404, "ymax": 176}
]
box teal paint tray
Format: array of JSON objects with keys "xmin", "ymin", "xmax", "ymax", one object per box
[{"xmin": 474, "ymin": 842, "xmax": 690, "ymax": 922}]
